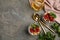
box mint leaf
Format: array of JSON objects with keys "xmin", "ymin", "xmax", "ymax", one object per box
[
  {"xmin": 31, "ymin": 23, "xmax": 38, "ymax": 28},
  {"xmin": 50, "ymin": 12, "xmax": 56, "ymax": 18},
  {"xmin": 38, "ymin": 32, "xmax": 55, "ymax": 40},
  {"xmin": 31, "ymin": 24, "xmax": 36, "ymax": 28},
  {"xmin": 58, "ymin": 27, "xmax": 60, "ymax": 33}
]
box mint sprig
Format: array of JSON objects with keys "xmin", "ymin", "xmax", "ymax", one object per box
[
  {"xmin": 31, "ymin": 24, "xmax": 38, "ymax": 29},
  {"xmin": 38, "ymin": 32, "xmax": 55, "ymax": 40},
  {"xmin": 50, "ymin": 12, "xmax": 56, "ymax": 18}
]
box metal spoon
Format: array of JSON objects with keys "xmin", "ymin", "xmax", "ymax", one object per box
[
  {"xmin": 32, "ymin": 13, "xmax": 46, "ymax": 34},
  {"xmin": 32, "ymin": 13, "xmax": 55, "ymax": 33}
]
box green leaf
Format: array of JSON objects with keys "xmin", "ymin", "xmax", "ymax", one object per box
[
  {"xmin": 31, "ymin": 24, "xmax": 36, "ymax": 28},
  {"xmin": 58, "ymin": 27, "xmax": 60, "ymax": 33},
  {"xmin": 38, "ymin": 32, "xmax": 55, "ymax": 40},
  {"xmin": 50, "ymin": 12, "xmax": 56, "ymax": 18},
  {"xmin": 51, "ymin": 23, "xmax": 59, "ymax": 30},
  {"xmin": 51, "ymin": 23, "xmax": 60, "ymax": 37},
  {"xmin": 54, "ymin": 23, "xmax": 59, "ymax": 27}
]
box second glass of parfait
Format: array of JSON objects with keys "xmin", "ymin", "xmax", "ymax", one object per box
[{"xmin": 29, "ymin": 0, "xmax": 44, "ymax": 11}]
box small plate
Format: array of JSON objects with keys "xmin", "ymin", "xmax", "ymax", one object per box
[
  {"xmin": 28, "ymin": 22, "xmax": 41, "ymax": 36},
  {"xmin": 43, "ymin": 12, "xmax": 56, "ymax": 23}
]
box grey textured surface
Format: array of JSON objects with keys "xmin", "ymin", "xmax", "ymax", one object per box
[
  {"xmin": 0, "ymin": 0, "xmax": 60, "ymax": 40},
  {"xmin": 0, "ymin": 0, "xmax": 44, "ymax": 40}
]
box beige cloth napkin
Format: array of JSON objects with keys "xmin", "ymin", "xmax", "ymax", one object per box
[{"xmin": 44, "ymin": 0, "xmax": 60, "ymax": 23}]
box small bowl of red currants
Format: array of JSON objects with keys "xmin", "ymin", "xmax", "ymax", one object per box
[
  {"xmin": 28, "ymin": 23, "xmax": 41, "ymax": 35},
  {"xmin": 43, "ymin": 12, "xmax": 56, "ymax": 23}
]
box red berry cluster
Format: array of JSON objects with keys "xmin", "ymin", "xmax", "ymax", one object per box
[
  {"xmin": 30, "ymin": 26, "xmax": 40, "ymax": 33},
  {"xmin": 44, "ymin": 13, "xmax": 54, "ymax": 22}
]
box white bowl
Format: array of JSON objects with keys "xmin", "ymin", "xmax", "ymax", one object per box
[
  {"xmin": 43, "ymin": 12, "xmax": 55, "ymax": 23},
  {"xmin": 28, "ymin": 23, "xmax": 41, "ymax": 36}
]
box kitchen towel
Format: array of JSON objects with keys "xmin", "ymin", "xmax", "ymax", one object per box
[{"xmin": 44, "ymin": 0, "xmax": 60, "ymax": 23}]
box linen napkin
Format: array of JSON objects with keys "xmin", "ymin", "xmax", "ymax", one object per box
[{"xmin": 44, "ymin": 0, "xmax": 60, "ymax": 23}]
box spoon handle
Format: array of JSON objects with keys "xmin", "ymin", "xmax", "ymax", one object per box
[
  {"xmin": 38, "ymin": 22, "xmax": 46, "ymax": 34},
  {"xmin": 40, "ymin": 20, "xmax": 55, "ymax": 33}
]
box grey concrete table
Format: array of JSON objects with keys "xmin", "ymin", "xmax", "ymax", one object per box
[{"xmin": 0, "ymin": 0, "xmax": 60, "ymax": 40}]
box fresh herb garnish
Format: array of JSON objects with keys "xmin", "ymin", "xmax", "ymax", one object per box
[
  {"xmin": 51, "ymin": 23, "xmax": 60, "ymax": 37},
  {"xmin": 50, "ymin": 12, "xmax": 56, "ymax": 18},
  {"xmin": 58, "ymin": 27, "xmax": 60, "ymax": 33},
  {"xmin": 51, "ymin": 23, "xmax": 58, "ymax": 30},
  {"xmin": 38, "ymin": 32, "xmax": 55, "ymax": 40},
  {"xmin": 31, "ymin": 23, "xmax": 38, "ymax": 29}
]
